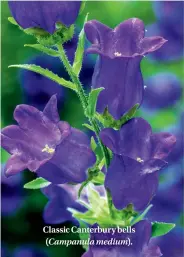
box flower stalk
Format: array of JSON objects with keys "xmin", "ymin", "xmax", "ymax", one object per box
[{"xmin": 57, "ymin": 44, "xmax": 111, "ymax": 168}]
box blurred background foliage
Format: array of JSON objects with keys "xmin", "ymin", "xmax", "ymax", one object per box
[{"xmin": 1, "ymin": 1, "xmax": 183, "ymax": 257}]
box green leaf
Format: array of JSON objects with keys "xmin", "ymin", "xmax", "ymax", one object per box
[
  {"xmin": 131, "ymin": 204, "xmax": 153, "ymax": 225},
  {"xmin": 24, "ymin": 177, "xmax": 51, "ymax": 189},
  {"xmin": 86, "ymin": 88, "xmax": 104, "ymax": 118},
  {"xmin": 8, "ymin": 17, "xmax": 18, "ymax": 26},
  {"xmin": 73, "ymin": 13, "xmax": 89, "ymax": 75},
  {"xmin": 82, "ymin": 123, "xmax": 95, "ymax": 132},
  {"xmin": 124, "ymin": 103, "xmax": 139, "ymax": 120},
  {"xmin": 151, "ymin": 222, "xmax": 175, "ymax": 238},
  {"xmin": 9, "ymin": 64, "xmax": 76, "ymax": 91},
  {"xmin": 24, "ymin": 44, "xmax": 60, "ymax": 57},
  {"xmin": 90, "ymin": 136, "xmax": 97, "ymax": 152},
  {"xmin": 79, "ymin": 1, "xmax": 86, "ymax": 15}
]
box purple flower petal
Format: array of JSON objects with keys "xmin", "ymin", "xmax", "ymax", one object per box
[
  {"xmin": 85, "ymin": 19, "xmax": 166, "ymax": 58},
  {"xmin": 101, "ymin": 118, "xmax": 153, "ymax": 161},
  {"xmin": 4, "ymin": 155, "xmax": 27, "ymax": 176},
  {"xmin": 151, "ymin": 132, "xmax": 176, "ymax": 160},
  {"xmin": 42, "ymin": 184, "xmax": 85, "ymax": 224},
  {"xmin": 142, "ymin": 159, "xmax": 167, "ymax": 175},
  {"xmin": 1, "ymin": 96, "xmax": 95, "ymax": 183},
  {"xmin": 9, "ymin": 1, "xmax": 81, "ymax": 34},
  {"xmin": 153, "ymin": 1, "xmax": 183, "ymax": 38},
  {"xmin": 92, "ymin": 55, "xmax": 144, "ymax": 119},
  {"xmin": 43, "ymin": 94, "xmax": 60, "ymax": 123},
  {"xmin": 82, "ymin": 221, "xmax": 161, "ymax": 257},
  {"xmin": 85, "ymin": 19, "xmax": 166, "ymax": 119},
  {"xmin": 145, "ymin": 23, "xmax": 183, "ymax": 62},
  {"xmin": 143, "ymin": 245, "xmax": 163, "ymax": 257},
  {"xmin": 99, "ymin": 128, "xmax": 119, "ymax": 154},
  {"xmin": 37, "ymin": 127, "xmax": 96, "ymax": 184},
  {"xmin": 1, "ymin": 125, "xmax": 53, "ymax": 175},
  {"xmin": 43, "ymin": 198, "xmax": 72, "ymax": 224},
  {"xmin": 14, "ymin": 103, "xmax": 61, "ymax": 146},
  {"xmin": 105, "ymin": 155, "xmax": 158, "ymax": 211}
]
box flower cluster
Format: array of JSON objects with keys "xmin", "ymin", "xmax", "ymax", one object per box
[{"xmin": 1, "ymin": 1, "xmax": 180, "ymax": 257}]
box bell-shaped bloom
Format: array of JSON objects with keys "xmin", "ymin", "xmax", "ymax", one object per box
[
  {"xmin": 147, "ymin": 176, "xmax": 183, "ymax": 223},
  {"xmin": 1, "ymin": 165, "xmax": 24, "ymax": 216},
  {"xmin": 165, "ymin": 121, "xmax": 183, "ymax": 164},
  {"xmin": 20, "ymin": 55, "xmax": 65, "ymax": 111},
  {"xmin": 41, "ymin": 183, "xmax": 86, "ymax": 224},
  {"xmin": 146, "ymin": 23, "xmax": 183, "ymax": 62},
  {"xmin": 82, "ymin": 221, "xmax": 162, "ymax": 257},
  {"xmin": 8, "ymin": 1, "xmax": 81, "ymax": 34},
  {"xmin": 1, "ymin": 95, "xmax": 96, "ymax": 184},
  {"xmin": 143, "ymin": 72, "xmax": 182, "ymax": 109},
  {"xmin": 152, "ymin": 1, "xmax": 183, "ymax": 38},
  {"xmin": 84, "ymin": 18, "xmax": 166, "ymax": 119},
  {"xmin": 152, "ymin": 230, "xmax": 183, "ymax": 257},
  {"xmin": 100, "ymin": 118, "xmax": 176, "ymax": 210}
]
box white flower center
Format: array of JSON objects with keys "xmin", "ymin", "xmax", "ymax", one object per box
[
  {"xmin": 136, "ymin": 157, "xmax": 144, "ymax": 163},
  {"xmin": 42, "ymin": 144, "xmax": 55, "ymax": 154},
  {"xmin": 114, "ymin": 52, "xmax": 122, "ymax": 57}
]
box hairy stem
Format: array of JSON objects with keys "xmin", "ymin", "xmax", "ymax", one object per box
[
  {"xmin": 57, "ymin": 43, "xmax": 113, "ymax": 218},
  {"xmin": 57, "ymin": 44, "xmax": 110, "ymax": 168}
]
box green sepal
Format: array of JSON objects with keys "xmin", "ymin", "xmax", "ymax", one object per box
[
  {"xmin": 151, "ymin": 222, "xmax": 175, "ymax": 238},
  {"xmin": 8, "ymin": 16, "xmax": 74, "ymax": 47},
  {"xmin": 34, "ymin": 24, "xmax": 74, "ymax": 47},
  {"xmin": 86, "ymin": 88, "xmax": 104, "ymax": 118},
  {"xmin": 131, "ymin": 204, "xmax": 153, "ymax": 225},
  {"xmin": 24, "ymin": 44, "xmax": 60, "ymax": 57},
  {"xmin": 96, "ymin": 103, "xmax": 139, "ymax": 129},
  {"xmin": 111, "ymin": 204, "xmax": 138, "ymax": 224},
  {"xmin": 24, "ymin": 177, "xmax": 51, "ymax": 189},
  {"xmin": 73, "ymin": 13, "xmax": 89, "ymax": 75},
  {"xmin": 8, "ymin": 64, "xmax": 76, "ymax": 91},
  {"xmin": 79, "ymin": 1, "xmax": 86, "ymax": 15},
  {"xmin": 8, "ymin": 17, "xmax": 18, "ymax": 26},
  {"xmin": 90, "ymin": 136, "xmax": 97, "ymax": 152}
]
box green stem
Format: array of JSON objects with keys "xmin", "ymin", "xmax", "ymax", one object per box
[
  {"xmin": 106, "ymin": 189, "xmax": 114, "ymax": 218},
  {"xmin": 57, "ymin": 44, "xmax": 110, "ymax": 168}
]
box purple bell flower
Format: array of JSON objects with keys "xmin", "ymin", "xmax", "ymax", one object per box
[
  {"xmin": 151, "ymin": 230, "xmax": 184, "ymax": 257},
  {"xmin": 148, "ymin": 175, "xmax": 183, "ymax": 223},
  {"xmin": 82, "ymin": 221, "xmax": 162, "ymax": 257},
  {"xmin": 20, "ymin": 55, "xmax": 65, "ymax": 111},
  {"xmin": 1, "ymin": 95, "xmax": 96, "ymax": 184},
  {"xmin": 143, "ymin": 73, "xmax": 182, "ymax": 109},
  {"xmin": 1, "ymin": 165, "xmax": 24, "ymax": 216},
  {"xmin": 84, "ymin": 18, "xmax": 166, "ymax": 119},
  {"xmin": 100, "ymin": 117, "xmax": 176, "ymax": 211},
  {"xmin": 165, "ymin": 122, "xmax": 183, "ymax": 164},
  {"xmin": 8, "ymin": 1, "xmax": 81, "ymax": 34},
  {"xmin": 145, "ymin": 23, "xmax": 183, "ymax": 62},
  {"xmin": 42, "ymin": 183, "xmax": 86, "ymax": 224},
  {"xmin": 152, "ymin": 1, "xmax": 183, "ymax": 38}
]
